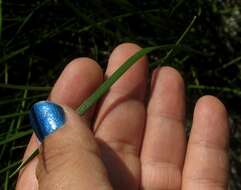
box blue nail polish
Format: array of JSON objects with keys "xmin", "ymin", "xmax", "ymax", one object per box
[{"xmin": 29, "ymin": 101, "xmax": 65, "ymax": 141}]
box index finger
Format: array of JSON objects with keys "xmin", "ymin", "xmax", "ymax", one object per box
[{"xmin": 16, "ymin": 58, "xmax": 103, "ymax": 190}]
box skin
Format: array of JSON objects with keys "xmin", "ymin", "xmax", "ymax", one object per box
[{"xmin": 16, "ymin": 43, "xmax": 229, "ymax": 190}]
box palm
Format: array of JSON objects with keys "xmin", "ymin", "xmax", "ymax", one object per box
[{"xmin": 17, "ymin": 43, "xmax": 229, "ymax": 190}]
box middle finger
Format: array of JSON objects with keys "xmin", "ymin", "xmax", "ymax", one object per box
[
  {"xmin": 94, "ymin": 43, "xmax": 148, "ymax": 189},
  {"xmin": 141, "ymin": 67, "xmax": 186, "ymax": 190}
]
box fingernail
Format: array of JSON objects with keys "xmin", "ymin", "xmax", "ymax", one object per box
[{"xmin": 29, "ymin": 101, "xmax": 65, "ymax": 142}]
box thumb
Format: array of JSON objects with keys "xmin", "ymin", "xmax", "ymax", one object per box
[{"xmin": 29, "ymin": 101, "xmax": 112, "ymax": 190}]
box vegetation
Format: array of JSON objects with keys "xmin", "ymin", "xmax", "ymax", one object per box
[{"xmin": 0, "ymin": 0, "xmax": 240, "ymax": 189}]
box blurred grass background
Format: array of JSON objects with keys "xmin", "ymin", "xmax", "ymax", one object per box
[{"xmin": 0, "ymin": 0, "xmax": 240, "ymax": 189}]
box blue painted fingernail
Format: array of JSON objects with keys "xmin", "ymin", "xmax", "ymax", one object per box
[{"xmin": 29, "ymin": 101, "xmax": 65, "ymax": 142}]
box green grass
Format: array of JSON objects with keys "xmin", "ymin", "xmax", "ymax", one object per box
[{"xmin": 0, "ymin": 0, "xmax": 241, "ymax": 189}]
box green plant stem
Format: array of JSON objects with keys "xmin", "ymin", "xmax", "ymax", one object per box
[
  {"xmin": 0, "ymin": 93, "xmax": 48, "ymax": 105},
  {"xmin": 9, "ymin": 148, "xmax": 39, "ymax": 178},
  {"xmin": 169, "ymin": 0, "xmax": 185, "ymax": 17},
  {"xmin": 0, "ymin": 130, "xmax": 32, "ymax": 146},
  {"xmin": 0, "ymin": 111, "xmax": 29, "ymax": 120},
  {"xmin": 0, "ymin": 83, "xmax": 51, "ymax": 91},
  {"xmin": 77, "ymin": 45, "xmax": 163, "ymax": 114},
  {"xmin": 188, "ymin": 84, "xmax": 241, "ymax": 96},
  {"xmin": 0, "ymin": 161, "xmax": 21, "ymax": 175},
  {"xmin": 163, "ymin": 16, "xmax": 197, "ymax": 62},
  {"xmin": 0, "ymin": 46, "xmax": 29, "ymax": 63},
  {"xmin": 217, "ymin": 56, "xmax": 241, "ymax": 71},
  {"xmin": 150, "ymin": 16, "xmax": 197, "ymax": 68}
]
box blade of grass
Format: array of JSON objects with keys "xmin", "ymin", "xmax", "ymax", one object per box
[
  {"xmin": 150, "ymin": 16, "xmax": 197, "ymax": 68},
  {"xmin": 109, "ymin": 0, "xmax": 135, "ymax": 10},
  {"xmin": 6, "ymin": 0, "xmax": 49, "ymax": 46},
  {"xmin": 0, "ymin": 93, "xmax": 48, "ymax": 105},
  {"xmin": 1, "ymin": 18, "xmax": 74, "ymax": 64},
  {"xmin": 9, "ymin": 148, "xmax": 39, "ymax": 178},
  {"xmin": 4, "ymin": 170, "xmax": 9, "ymax": 190},
  {"xmin": 191, "ymin": 66, "xmax": 202, "ymax": 94},
  {"xmin": 216, "ymin": 55, "xmax": 241, "ymax": 71},
  {"xmin": 4, "ymin": 63, "xmax": 8, "ymax": 83},
  {"xmin": 4, "ymin": 110, "xmax": 24, "ymax": 189},
  {"xmin": 11, "ymin": 144, "xmax": 27, "ymax": 150},
  {"xmin": 63, "ymin": 0, "xmax": 95, "ymax": 24},
  {"xmin": 63, "ymin": 0, "xmax": 114, "ymax": 37},
  {"xmin": 2, "ymin": 9, "xmax": 161, "ymax": 64},
  {"xmin": 0, "ymin": 129, "xmax": 32, "ymax": 146},
  {"xmin": 162, "ymin": 16, "xmax": 197, "ymax": 63},
  {"xmin": 77, "ymin": 45, "xmax": 163, "ymax": 114},
  {"xmin": 169, "ymin": 0, "xmax": 185, "ymax": 17},
  {"xmin": 0, "ymin": 161, "xmax": 21, "ymax": 174},
  {"xmin": 0, "ymin": 83, "xmax": 51, "ymax": 91},
  {"xmin": 0, "ymin": 45, "xmax": 29, "ymax": 63},
  {"xmin": 0, "ymin": 119, "xmax": 16, "ymax": 159},
  {"xmin": 70, "ymin": 9, "xmax": 162, "ymax": 34},
  {"xmin": 0, "ymin": 111, "xmax": 28, "ymax": 120},
  {"xmin": 188, "ymin": 84, "xmax": 241, "ymax": 96},
  {"xmin": 4, "ymin": 90, "xmax": 30, "ymax": 188}
]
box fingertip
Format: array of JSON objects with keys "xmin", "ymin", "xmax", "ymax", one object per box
[
  {"xmin": 194, "ymin": 95, "xmax": 229, "ymax": 136},
  {"xmin": 151, "ymin": 66, "xmax": 184, "ymax": 92},
  {"xmin": 149, "ymin": 66, "xmax": 185, "ymax": 120},
  {"xmin": 49, "ymin": 57, "xmax": 103, "ymax": 109},
  {"xmin": 192, "ymin": 95, "xmax": 229, "ymax": 149},
  {"xmin": 103, "ymin": 42, "xmax": 148, "ymax": 100},
  {"xmin": 159, "ymin": 66, "xmax": 184, "ymax": 86},
  {"xmin": 107, "ymin": 42, "xmax": 148, "ymax": 74},
  {"xmin": 195, "ymin": 95, "xmax": 228, "ymax": 121},
  {"xmin": 67, "ymin": 57, "xmax": 103, "ymax": 81},
  {"xmin": 112, "ymin": 42, "xmax": 143, "ymax": 54}
]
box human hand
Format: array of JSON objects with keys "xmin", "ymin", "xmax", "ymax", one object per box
[{"xmin": 16, "ymin": 43, "xmax": 229, "ymax": 190}]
